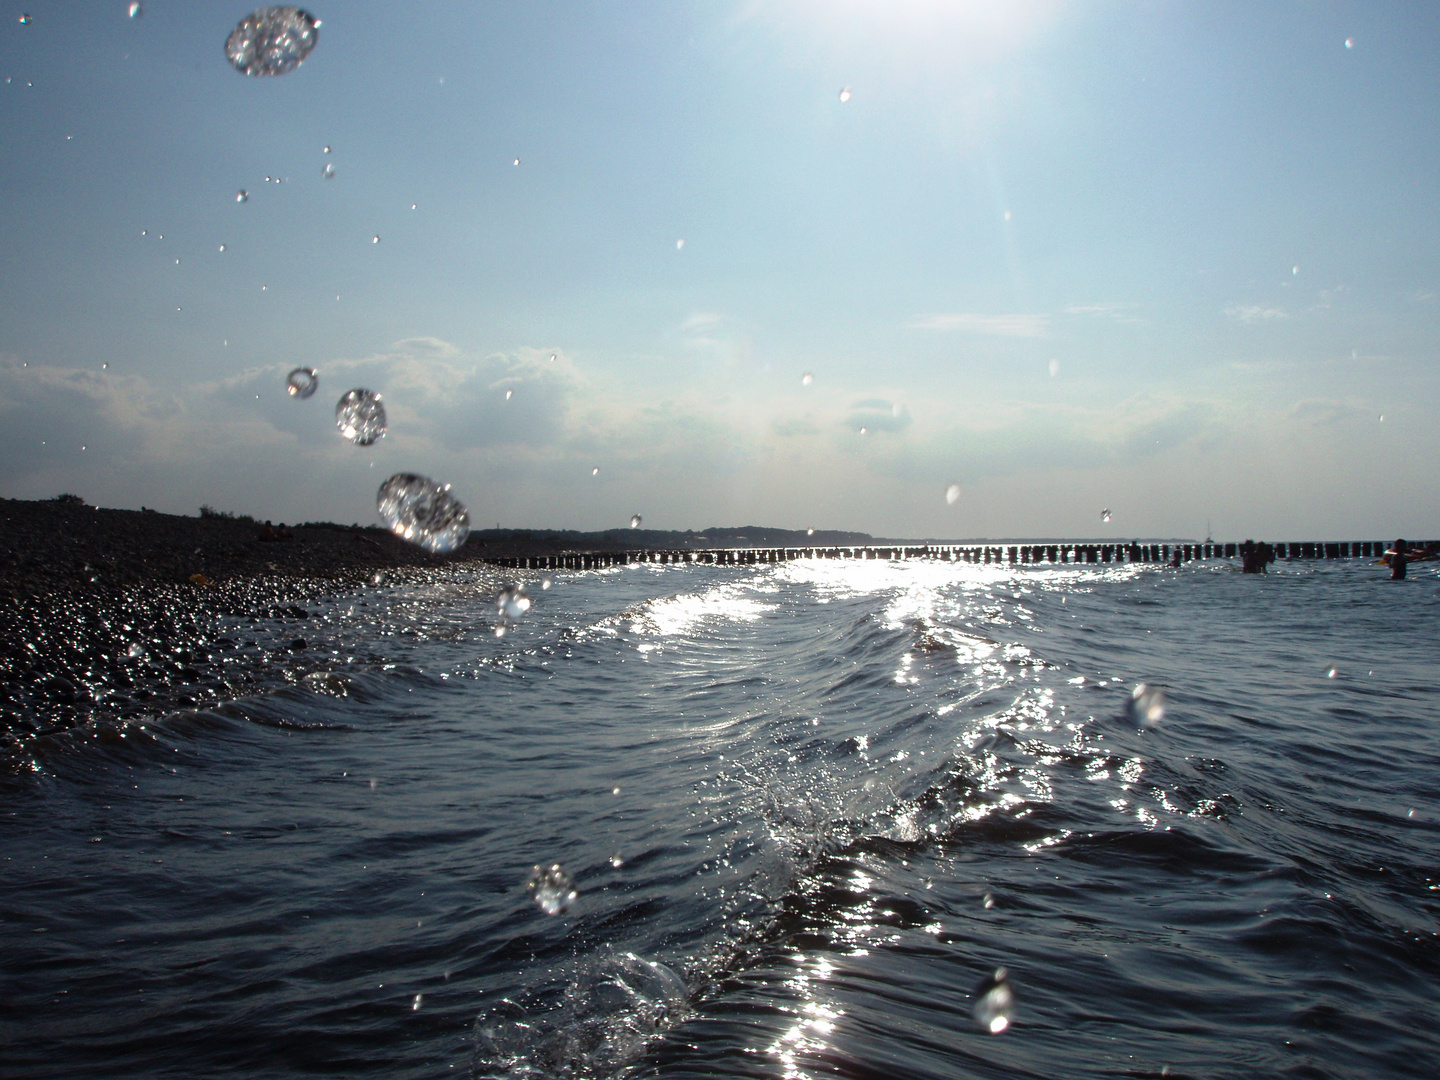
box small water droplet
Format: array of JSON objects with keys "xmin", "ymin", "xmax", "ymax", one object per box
[
  {"xmin": 591, "ymin": 466, "xmax": 600, "ymax": 476},
  {"xmin": 1004, "ymin": 210, "xmax": 1012, "ymax": 221},
  {"xmin": 1292, "ymin": 265, "xmax": 1299, "ymax": 275},
  {"xmin": 1345, "ymin": 37, "xmax": 1353, "ymax": 48},
  {"xmin": 1048, "ymin": 358, "xmax": 1059, "ymax": 377},
  {"xmin": 174, "ymin": 258, "xmax": 180, "ymax": 265},
  {"xmin": 126, "ymin": 642, "xmax": 146, "ymax": 660},
  {"xmin": 377, "ymin": 473, "xmax": 470, "ymax": 553},
  {"xmin": 527, "ymin": 863, "xmax": 576, "ymax": 915},
  {"xmin": 236, "ymin": 190, "xmax": 248, "ymax": 203},
  {"xmin": 838, "ymin": 86, "xmax": 851, "ymax": 102},
  {"xmin": 322, "ymin": 162, "xmax": 335, "ymax": 179},
  {"xmin": 1101, "ymin": 508, "xmax": 1111, "ymax": 522},
  {"xmin": 540, "ymin": 577, "xmax": 553, "ymax": 590},
  {"xmin": 372, "ymin": 235, "xmax": 380, "ymax": 243},
  {"xmin": 549, "ymin": 353, "xmax": 557, "ymax": 362},
  {"xmin": 335, "ymin": 388, "xmax": 387, "ymax": 445},
  {"xmin": 610, "ymin": 854, "xmax": 624, "ymax": 868},
  {"xmin": 140, "ymin": 230, "xmax": 147, "ymax": 236},
  {"xmin": 128, "ymin": 2, "xmax": 143, "ymax": 19},
  {"xmin": 18, "ymin": 14, "xmax": 33, "ymax": 25},
  {"xmin": 1379, "ymin": 414, "xmax": 1384, "ymax": 422},
  {"xmin": 972, "ymin": 968, "xmax": 1014, "ymax": 1034},
  {"xmin": 286, "ymin": 367, "xmax": 318, "ymax": 398},
  {"xmin": 676, "ymin": 238, "xmax": 685, "ymax": 250},
  {"xmin": 801, "ymin": 371, "xmax": 814, "ymax": 386},
  {"xmin": 1128, "ymin": 683, "xmax": 1167, "ymax": 727},
  {"xmin": 412, "ymin": 994, "xmax": 422, "ymax": 1010},
  {"xmin": 983, "ymin": 893, "xmax": 995, "ymax": 909},
  {"xmin": 512, "ymin": 157, "xmax": 520, "ymax": 166},
  {"xmin": 218, "ymin": 243, "xmax": 226, "ymax": 252},
  {"xmin": 264, "ymin": 176, "xmax": 272, "ymax": 183},
  {"xmin": 807, "ymin": 527, "xmax": 815, "ymax": 536},
  {"xmin": 322, "ymin": 144, "xmax": 331, "ymax": 153},
  {"xmin": 504, "ymin": 388, "xmax": 512, "ymax": 400},
  {"xmin": 225, "ymin": 6, "xmax": 319, "ymax": 77},
  {"xmin": 496, "ymin": 585, "xmax": 532, "ymax": 625},
  {"xmin": 1326, "ymin": 667, "xmax": 1338, "ymax": 679},
  {"xmin": 859, "ymin": 427, "xmax": 867, "ymax": 436},
  {"xmin": 101, "ymin": 362, "xmax": 108, "ymax": 370},
  {"xmin": 612, "ymin": 786, "xmax": 621, "ymax": 795},
  {"xmin": 410, "ymin": 203, "xmax": 417, "ymax": 210},
  {"xmin": 630, "ymin": 514, "xmax": 642, "ymax": 529},
  {"xmin": 945, "ymin": 483, "xmax": 961, "ymax": 506}
]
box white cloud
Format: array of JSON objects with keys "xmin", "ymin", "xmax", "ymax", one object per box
[
  {"xmin": 909, "ymin": 312, "xmax": 1049, "ymax": 337},
  {"xmin": 1224, "ymin": 305, "xmax": 1289, "ymax": 323}
]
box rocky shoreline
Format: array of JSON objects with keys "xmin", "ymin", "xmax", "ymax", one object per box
[{"xmin": 0, "ymin": 498, "xmax": 509, "ymax": 776}]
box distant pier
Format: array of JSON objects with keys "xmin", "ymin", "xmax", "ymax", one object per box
[{"xmin": 483, "ymin": 541, "xmax": 1411, "ymax": 571}]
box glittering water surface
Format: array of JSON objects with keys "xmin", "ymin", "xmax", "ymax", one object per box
[{"xmin": 2, "ymin": 558, "xmax": 1437, "ymax": 1079}]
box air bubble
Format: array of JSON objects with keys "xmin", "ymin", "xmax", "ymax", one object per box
[
  {"xmin": 630, "ymin": 514, "xmax": 642, "ymax": 529},
  {"xmin": 286, "ymin": 367, "xmax": 317, "ymax": 398},
  {"xmin": 335, "ymin": 388, "xmax": 386, "ymax": 445},
  {"xmin": 527, "ymin": 863, "xmax": 576, "ymax": 915},
  {"xmin": 377, "ymin": 473, "xmax": 471, "ymax": 554},
  {"xmin": 972, "ymin": 968, "xmax": 1014, "ymax": 1034},
  {"xmin": 225, "ymin": 7, "xmax": 319, "ymax": 77},
  {"xmin": 945, "ymin": 484, "xmax": 961, "ymax": 506}
]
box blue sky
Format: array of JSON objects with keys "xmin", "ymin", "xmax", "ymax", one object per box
[{"xmin": 2, "ymin": 1, "xmax": 1437, "ymax": 539}]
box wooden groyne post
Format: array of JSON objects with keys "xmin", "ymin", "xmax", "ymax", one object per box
[{"xmin": 482, "ymin": 541, "xmax": 1412, "ymax": 570}]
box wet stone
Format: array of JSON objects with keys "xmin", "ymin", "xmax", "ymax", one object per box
[{"xmin": 225, "ymin": 7, "xmax": 319, "ymax": 77}]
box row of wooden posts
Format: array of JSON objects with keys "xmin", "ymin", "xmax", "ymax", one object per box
[{"xmin": 485, "ymin": 540, "xmax": 1405, "ymax": 571}]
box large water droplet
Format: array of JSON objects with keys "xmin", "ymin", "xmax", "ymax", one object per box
[
  {"xmin": 225, "ymin": 6, "xmax": 319, "ymax": 77},
  {"xmin": 286, "ymin": 367, "xmax": 317, "ymax": 398},
  {"xmin": 630, "ymin": 514, "xmax": 642, "ymax": 529},
  {"xmin": 496, "ymin": 585, "xmax": 532, "ymax": 624},
  {"xmin": 527, "ymin": 863, "xmax": 576, "ymax": 915},
  {"xmin": 235, "ymin": 190, "xmax": 249, "ymax": 203},
  {"xmin": 376, "ymin": 473, "xmax": 471, "ymax": 554},
  {"xmin": 335, "ymin": 388, "xmax": 386, "ymax": 445},
  {"xmin": 945, "ymin": 484, "xmax": 961, "ymax": 506},
  {"xmin": 1128, "ymin": 683, "xmax": 1167, "ymax": 727},
  {"xmin": 972, "ymin": 968, "xmax": 1014, "ymax": 1034}
]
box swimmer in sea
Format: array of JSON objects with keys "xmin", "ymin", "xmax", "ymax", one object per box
[{"xmin": 1388, "ymin": 538, "xmax": 1408, "ymax": 580}]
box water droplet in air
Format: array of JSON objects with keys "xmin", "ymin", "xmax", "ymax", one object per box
[
  {"xmin": 18, "ymin": 14, "xmax": 33, "ymax": 25},
  {"xmin": 377, "ymin": 473, "xmax": 471, "ymax": 553},
  {"xmin": 372, "ymin": 235, "xmax": 380, "ymax": 244},
  {"xmin": 322, "ymin": 144, "xmax": 331, "ymax": 153},
  {"xmin": 1326, "ymin": 667, "xmax": 1338, "ymax": 679},
  {"xmin": 264, "ymin": 176, "xmax": 272, "ymax": 183},
  {"xmin": 504, "ymin": 388, "xmax": 512, "ymax": 400},
  {"xmin": 218, "ymin": 243, "xmax": 226, "ymax": 252},
  {"xmin": 174, "ymin": 258, "xmax": 180, "ymax": 264},
  {"xmin": 1379, "ymin": 414, "xmax": 1384, "ymax": 422},
  {"xmin": 1048, "ymin": 358, "xmax": 1059, "ymax": 378},
  {"xmin": 412, "ymin": 994, "xmax": 422, "ymax": 1011},
  {"xmin": 972, "ymin": 968, "xmax": 1014, "ymax": 1034},
  {"xmin": 1101, "ymin": 508, "xmax": 1111, "ymax": 523},
  {"xmin": 859, "ymin": 427, "xmax": 867, "ymax": 436},
  {"xmin": 527, "ymin": 863, "xmax": 576, "ymax": 915},
  {"xmin": 1292, "ymin": 265, "xmax": 1299, "ymax": 275},
  {"xmin": 410, "ymin": 203, "xmax": 417, "ymax": 210},
  {"xmin": 512, "ymin": 157, "xmax": 520, "ymax": 166},
  {"xmin": 1128, "ymin": 683, "xmax": 1167, "ymax": 727},
  {"xmin": 675, "ymin": 238, "xmax": 685, "ymax": 251},
  {"xmin": 807, "ymin": 528, "xmax": 815, "ymax": 536},
  {"xmin": 539, "ymin": 577, "xmax": 552, "ymax": 590},
  {"xmin": 286, "ymin": 367, "xmax": 317, "ymax": 398},
  {"xmin": 549, "ymin": 353, "xmax": 556, "ymax": 362},
  {"xmin": 141, "ymin": 230, "xmax": 147, "ymax": 236},
  {"xmin": 983, "ymin": 893, "xmax": 995, "ymax": 909},
  {"xmin": 322, "ymin": 162, "xmax": 335, "ymax": 179},
  {"xmin": 591, "ymin": 466, "xmax": 600, "ymax": 476},
  {"xmin": 128, "ymin": 2, "xmax": 142, "ymax": 18},
  {"xmin": 335, "ymin": 388, "xmax": 386, "ymax": 445},
  {"xmin": 236, "ymin": 190, "xmax": 248, "ymax": 203},
  {"xmin": 839, "ymin": 86, "xmax": 851, "ymax": 102},
  {"xmin": 225, "ymin": 6, "xmax": 319, "ymax": 77},
  {"xmin": 496, "ymin": 585, "xmax": 531, "ymax": 624},
  {"xmin": 630, "ymin": 514, "xmax": 642, "ymax": 529},
  {"xmin": 126, "ymin": 642, "xmax": 146, "ymax": 660},
  {"xmin": 610, "ymin": 854, "xmax": 624, "ymax": 868},
  {"xmin": 801, "ymin": 371, "xmax": 814, "ymax": 386},
  {"xmin": 1345, "ymin": 37, "xmax": 1353, "ymax": 49},
  {"xmin": 946, "ymin": 483, "xmax": 961, "ymax": 506},
  {"xmin": 1004, "ymin": 210, "xmax": 1012, "ymax": 221}
]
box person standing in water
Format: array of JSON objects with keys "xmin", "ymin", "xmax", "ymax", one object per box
[{"xmin": 1391, "ymin": 538, "xmax": 1409, "ymax": 580}]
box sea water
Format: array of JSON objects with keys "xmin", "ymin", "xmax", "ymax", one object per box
[{"xmin": 1, "ymin": 556, "xmax": 1437, "ymax": 1079}]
